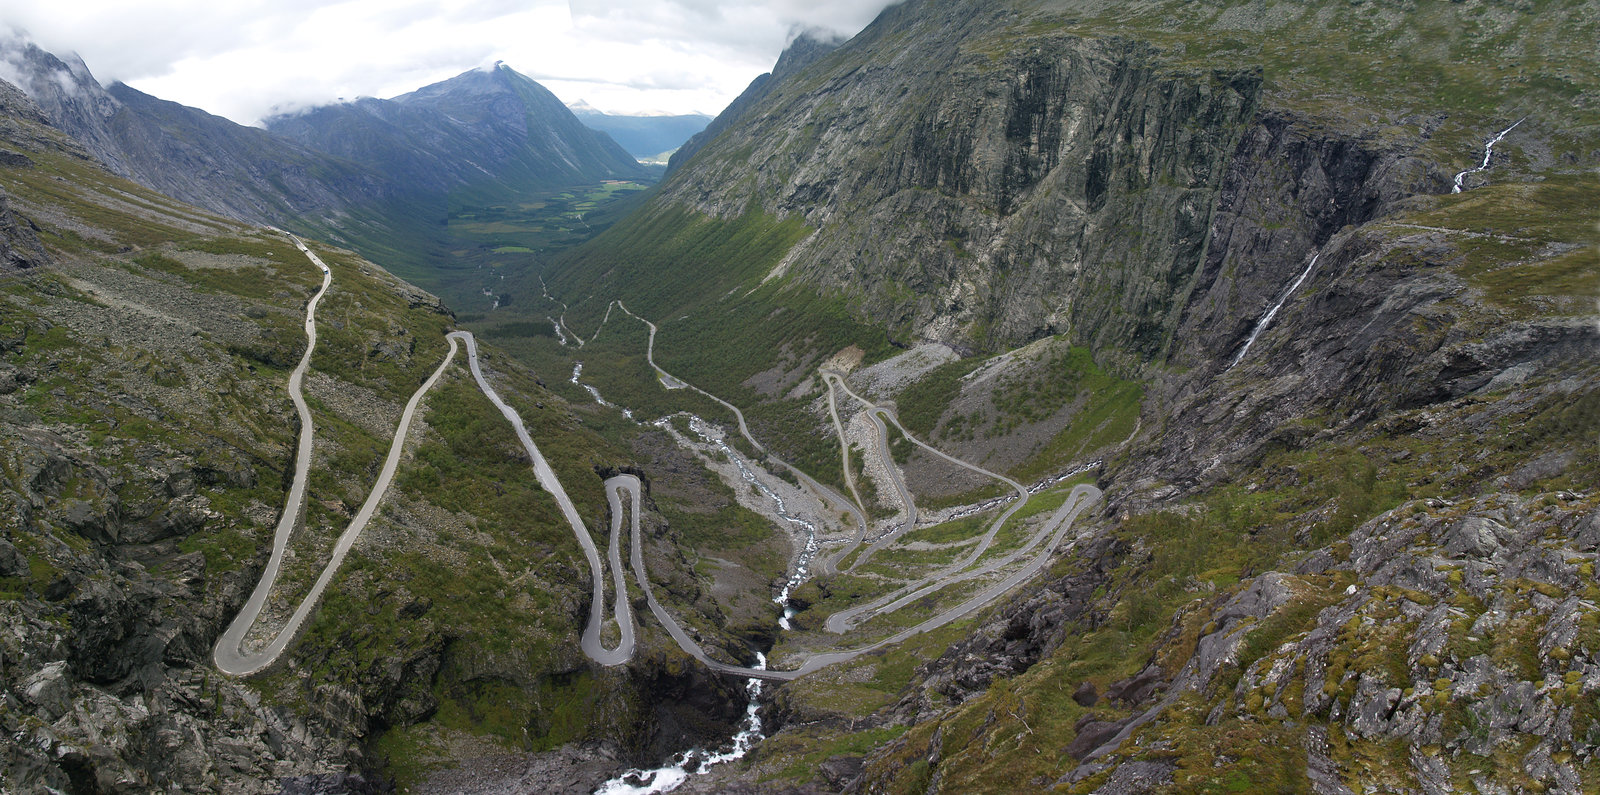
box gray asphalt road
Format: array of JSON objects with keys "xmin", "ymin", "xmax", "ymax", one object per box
[
  {"xmin": 822, "ymin": 374, "xmax": 1032, "ymax": 634},
  {"xmin": 454, "ymin": 331, "xmax": 634, "ymax": 666},
  {"xmin": 215, "ymin": 238, "xmax": 458, "ymax": 676},
  {"xmin": 219, "ymin": 240, "xmax": 635, "ymax": 677},
  {"xmin": 613, "ymin": 302, "xmax": 867, "ymax": 575},
  {"xmin": 821, "ymin": 372, "xmax": 917, "ymax": 572},
  {"xmin": 219, "ymin": 247, "xmax": 1089, "ymax": 685},
  {"xmin": 824, "ymin": 371, "xmax": 867, "ymax": 512},
  {"xmin": 613, "ymin": 473, "xmax": 1100, "ymax": 681}
]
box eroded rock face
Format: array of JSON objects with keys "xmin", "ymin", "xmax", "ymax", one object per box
[
  {"xmin": 888, "ymin": 535, "xmax": 1128, "ymax": 724},
  {"xmin": 0, "ymin": 187, "xmax": 47, "ymax": 273},
  {"xmin": 658, "ymin": 6, "xmax": 1264, "ymax": 358}
]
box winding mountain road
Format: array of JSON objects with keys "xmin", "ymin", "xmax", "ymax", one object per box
[
  {"xmin": 215, "ymin": 238, "xmax": 458, "ymax": 676},
  {"xmin": 453, "ymin": 331, "xmax": 634, "ymax": 666},
  {"xmin": 824, "ymin": 372, "xmax": 868, "ymax": 513},
  {"xmin": 611, "ymin": 473, "xmax": 1099, "ymax": 681},
  {"xmin": 821, "ymin": 373, "xmax": 918, "ymax": 572},
  {"xmin": 221, "ymin": 244, "xmax": 1098, "ymax": 684},
  {"xmin": 820, "ymin": 372, "xmax": 1033, "ymax": 633},
  {"xmin": 217, "ymin": 238, "xmax": 633, "ymax": 676},
  {"xmin": 598, "ymin": 307, "xmax": 1101, "ymax": 679},
  {"xmin": 613, "ymin": 302, "xmax": 868, "ymax": 576}
]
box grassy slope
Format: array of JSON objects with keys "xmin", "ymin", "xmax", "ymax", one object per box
[{"xmin": 0, "ymin": 121, "xmax": 783, "ymax": 788}]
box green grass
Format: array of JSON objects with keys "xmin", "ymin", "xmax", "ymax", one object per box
[
  {"xmin": 766, "ymin": 724, "xmax": 909, "ymax": 781},
  {"xmin": 1037, "ymin": 0, "xmax": 1600, "ymax": 166},
  {"xmin": 1395, "ymin": 174, "xmax": 1600, "ymax": 317},
  {"xmin": 892, "ymin": 355, "xmax": 990, "ymax": 439}
]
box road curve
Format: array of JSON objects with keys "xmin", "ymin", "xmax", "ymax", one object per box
[
  {"xmin": 820, "ymin": 373, "xmax": 917, "ymax": 572},
  {"xmin": 216, "ymin": 238, "xmax": 457, "ymax": 676},
  {"xmin": 453, "ymin": 331, "xmax": 634, "ymax": 666},
  {"xmin": 822, "ymin": 373, "xmax": 1032, "ymax": 633},
  {"xmin": 218, "ymin": 239, "xmax": 634, "ymax": 676},
  {"xmin": 612, "ymin": 302, "xmax": 867, "ymax": 576},
  {"xmin": 824, "ymin": 372, "xmax": 867, "ymax": 513},
  {"xmin": 612, "ymin": 473, "xmax": 1100, "ymax": 681}
]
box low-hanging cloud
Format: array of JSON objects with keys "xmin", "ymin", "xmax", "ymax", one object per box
[{"xmin": 0, "ymin": 0, "xmax": 900, "ymax": 124}]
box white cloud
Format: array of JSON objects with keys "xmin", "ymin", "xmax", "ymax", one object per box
[{"xmin": 0, "ymin": 0, "xmax": 897, "ymax": 124}]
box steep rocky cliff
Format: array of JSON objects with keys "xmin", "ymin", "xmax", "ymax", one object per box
[
  {"xmin": 0, "ymin": 0, "xmax": 1595, "ymax": 791},
  {"xmin": 570, "ymin": 0, "xmax": 1594, "ymax": 370}
]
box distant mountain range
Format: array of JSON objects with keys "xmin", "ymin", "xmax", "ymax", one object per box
[
  {"xmin": 267, "ymin": 65, "xmax": 648, "ymax": 198},
  {"xmin": 0, "ymin": 35, "xmax": 650, "ymax": 280},
  {"xmin": 566, "ymin": 101, "xmax": 710, "ymax": 162}
]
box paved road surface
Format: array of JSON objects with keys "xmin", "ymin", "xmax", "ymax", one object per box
[
  {"xmin": 613, "ymin": 302, "xmax": 867, "ymax": 575},
  {"xmin": 221, "ymin": 258, "xmax": 1098, "ymax": 683},
  {"xmin": 215, "ymin": 238, "xmax": 457, "ymax": 676},
  {"xmin": 219, "ymin": 238, "xmax": 635, "ymax": 676},
  {"xmin": 612, "ymin": 474, "xmax": 1100, "ymax": 680},
  {"xmin": 821, "ymin": 372, "xmax": 917, "ymax": 572},
  {"xmin": 822, "ymin": 373, "xmax": 1032, "ymax": 634},
  {"xmin": 454, "ymin": 331, "xmax": 634, "ymax": 666}
]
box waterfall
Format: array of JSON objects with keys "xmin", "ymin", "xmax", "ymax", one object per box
[
  {"xmin": 594, "ymin": 654, "xmax": 768, "ymax": 795},
  {"xmin": 1229, "ymin": 253, "xmax": 1320, "ymax": 368},
  {"xmin": 571, "ymin": 362, "xmax": 633, "ymax": 419},
  {"xmin": 1452, "ymin": 118, "xmax": 1524, "ymax": 193}
]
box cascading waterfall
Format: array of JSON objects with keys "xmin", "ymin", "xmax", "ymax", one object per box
[
  {"xmin": 1229, "ymin": 253, "xmax": 1320, "ymax": 368},
  {"xmin": 671, "ymin": 414, "xmax": 821, "ymax": 627},
  {"xmin": 1452, "ymin": 118, "xmax": 1524, "ymax": 193},
  {"xmin": 595, "ymin": 654, "xmax": 768, "ymax": 795},
  {"xmin": 592, "ymin": 413, "xmax": 822, "ymax": 794}
]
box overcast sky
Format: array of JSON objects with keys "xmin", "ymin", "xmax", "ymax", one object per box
[{"xmin": 0, "ymin": 0, "xmax": 896, "ymax": 125}]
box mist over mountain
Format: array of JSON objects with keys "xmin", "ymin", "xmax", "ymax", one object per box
[
  {"xmin": 0, "ymin": 34, "xmax": 653, "ymax": 281},
  {"xmin": 0, "ymin": 34, "xmax": 394, "ymax": 224}
]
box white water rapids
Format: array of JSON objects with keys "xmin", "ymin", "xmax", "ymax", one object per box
[
  {"xmin": 667, "ymin": 414, "xmax": 821, "ymax": 627},
  {"xmin": 593, "ymin": 654, "xmax": 768, "ymax": 795},
  {"xmin": 571, "ymin": 362, "xmax": 633, "ymax": 419},
  {"xmin": 1452, "ymin": 118, "xmax": 1524, "ymax": 193},
  {"xmin": 590, "ymin": 412, "xmax": 826, "ymax": 793},
  {"xmin": 1229, "ymin": 253, "xmax": 1320, "ymax": 368}
]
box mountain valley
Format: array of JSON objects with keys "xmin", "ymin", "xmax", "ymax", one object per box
[{"xmin": 1, "ymin": 0, "xmax": 1598, "ymax": 793}]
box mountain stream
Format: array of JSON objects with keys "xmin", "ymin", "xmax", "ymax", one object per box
[{"xmin": 1452, "ymin": 118, "xmax": 1524, "ymax": 193}]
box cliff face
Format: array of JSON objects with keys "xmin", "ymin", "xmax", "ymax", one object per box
[
  {"xmin": 641, "ymin": 1, "xmax": 1272, "ymax": 360},
  {"xmin": 665, "ymin": 31, "xmax": 844, "ymax": 175},
  {"xmin": 621, "ymin": 1, "xmax": 1597, "ymax": 792},
  {"xmin": 627, "ymin": 0, "xmax": 1592, "ymax": 375}
]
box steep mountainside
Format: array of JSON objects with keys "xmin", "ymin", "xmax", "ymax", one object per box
[
  {"xmin": 665, "ymin": 31, "xmax": 845, "ymax": 176},
  {"xmin": 0, "ymin": 37, "xmax": 395, "ymax": 226},
  {"xmin": 565, "ymin": 0, "xmax": 1594, "ymax": 365},
  {"xmin": 0, "ymin": 0, "xmax": 1596, "ymax": 791},
  {"xmin": 0, "ymin": 37, "xmax": 652, "ymax": 295},
  {"xmin": 0, "ymin": 79, "xmax": 779, "ymax": 792}
]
